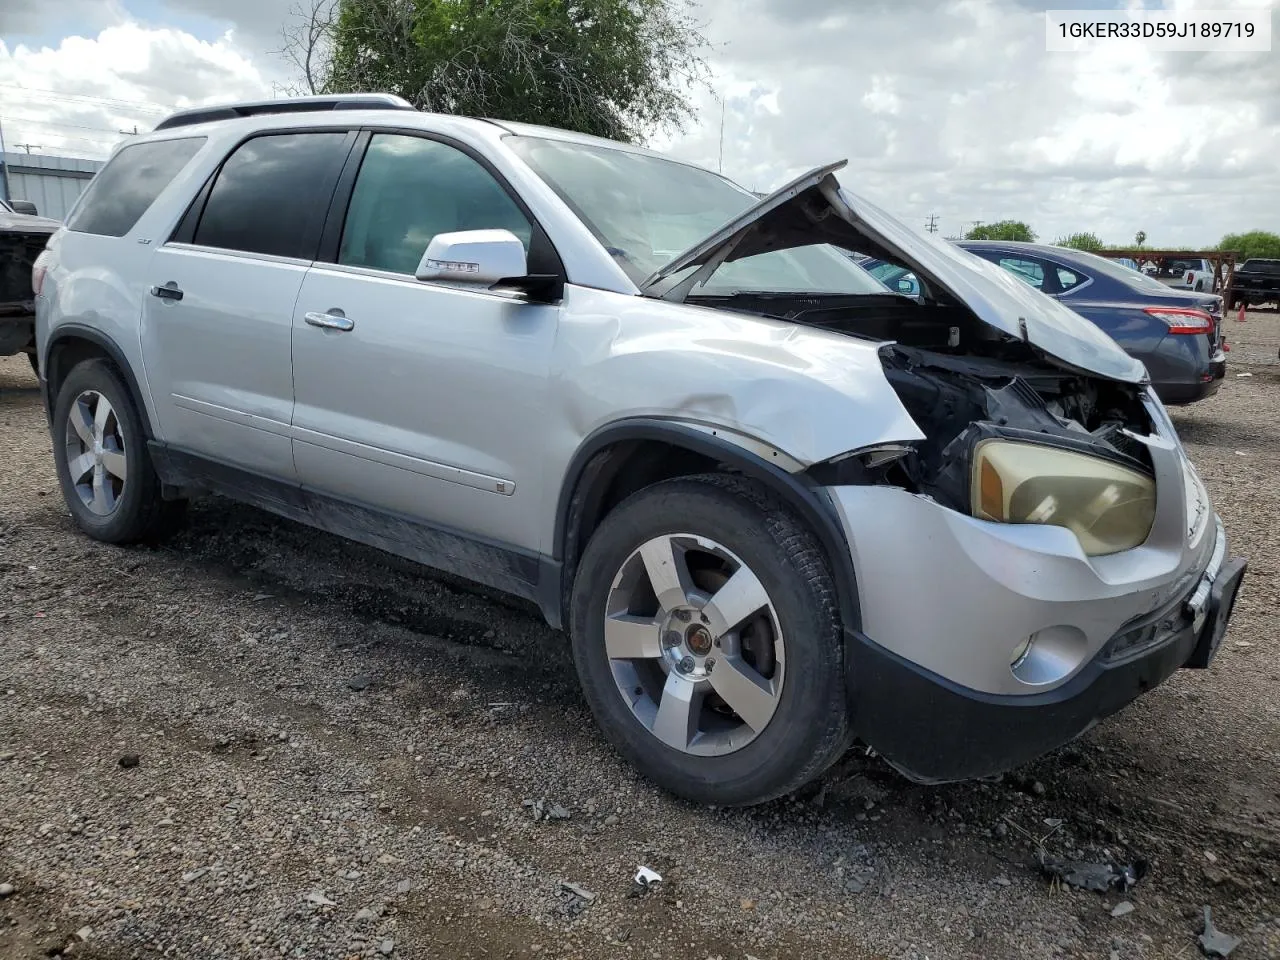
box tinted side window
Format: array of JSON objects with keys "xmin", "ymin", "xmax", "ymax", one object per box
[
  {"xmin": 339, "ymin": 134, "xmax": 533, "ymax": 275},
  {"xmin": 67, "ymin": 137, "xmax": 205, "ymax": 237},
  {"xmin": 194, "ymin": 132, "xmax": 350, "ymax": 260},
  {"xmin": 1055, "ymin": 266, "xmax": 1085, "ymax": 292},
  {"xmin": 998, "ymin": 256, "xmax": 1046, "ymax": 290}
]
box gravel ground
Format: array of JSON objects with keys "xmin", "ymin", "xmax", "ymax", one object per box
[{"xmin": 2, "ymin": 312, "xmax": 1279, "ymax": 960}]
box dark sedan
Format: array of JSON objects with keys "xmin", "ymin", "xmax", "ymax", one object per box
[{"xmin": 958, "ymin": 241, "xmax": 1226, "ymax": 404}]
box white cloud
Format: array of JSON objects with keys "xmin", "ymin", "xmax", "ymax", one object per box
[
  {"xmin": 657, "ymin": 0, "xmax": 1280, "ymax": 246},
  {"xmin": 2, "ymin": 0, "xmax": 1277, "ymax": 247},
  {"xmin": 0, "ymin": 23, "xmax": 274, "ymax": 158}
]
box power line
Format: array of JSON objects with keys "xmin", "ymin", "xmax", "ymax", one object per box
[
  {"xmin": 0, "ymin": 83, "xmax": 169, "ymax": 114},
  {"xmin": 924, "ymin": 214, "xmax": 939, "ymax": 234},
  {"xmin": 0, "ymin": 115, "xmax": 130, "ymax": 136},
  {"xmin": 12, "ymin": 143, "xmax": 41, "ymax": 154}
]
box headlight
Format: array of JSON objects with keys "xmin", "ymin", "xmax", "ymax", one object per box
[{"xmin": 972, "ymin": 440, "xmax": 1156, "ymax": 556}]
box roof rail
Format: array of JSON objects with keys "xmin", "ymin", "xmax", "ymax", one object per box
[{"xmin": 153, "ymin": 93, "xmax": 415, "ymax": 132}]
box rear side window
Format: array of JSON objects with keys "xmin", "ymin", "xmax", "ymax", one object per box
[
  {"xmin": 997, "ymin": 256, "xmax": 1046, "ymax": 290},
  {"xmin": 67, "ymin": 137, "xmax": 205, "ymax": 237},
  {"xmin": 193, "ymin": 132, "xmax": 350, "ymax": 260},
  {"xmin": 1055, "ymin": 266, "xmax": 1085, "ymax": 292}
]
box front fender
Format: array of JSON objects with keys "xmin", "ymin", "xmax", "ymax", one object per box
[{"xmin": 548, "ymin": 284, "xmax": 923, "ymax": 470}]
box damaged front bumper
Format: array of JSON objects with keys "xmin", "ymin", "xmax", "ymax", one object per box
[{"xmin": 827, "ymin": 481, "xmax": 1246, "ymax": 783}]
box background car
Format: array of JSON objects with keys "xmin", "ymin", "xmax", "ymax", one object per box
[
  {"xmin": 958, "ymin": 241, "xmax": 1226, "ymax": 404},
  {"xmin": 857, "ymin": 256, "xmax": 921, "ymax": 297}
]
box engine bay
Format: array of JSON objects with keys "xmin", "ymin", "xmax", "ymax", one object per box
[{"xmin": 689, "ymin": 291, "xmax": 1157, "ymax": 515}]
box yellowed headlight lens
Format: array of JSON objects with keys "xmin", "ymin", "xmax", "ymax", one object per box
[{"xmin": 972, "ymin": 440, "xmax": 1156, "ymax": 556}]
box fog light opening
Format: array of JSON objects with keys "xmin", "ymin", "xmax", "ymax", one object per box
[{"xmin": 1010, "ymin": 626, "xmax": 1089, "ymax": 687}]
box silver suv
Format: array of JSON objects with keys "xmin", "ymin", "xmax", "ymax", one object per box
[{"xmin": 34, "ymin": 94, "xmax": 1245, "ymax": 806}]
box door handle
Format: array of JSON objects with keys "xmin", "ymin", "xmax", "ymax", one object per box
[
  {"xmin": 149, "ymin": 282, "xmax": 183, "ymax": 301},
  {"xmin": 304, "ymin": 311, "xmax": 355, "ymax": 332}
]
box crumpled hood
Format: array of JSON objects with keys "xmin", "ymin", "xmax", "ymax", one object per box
[
  {"xmin": 0, "ymin": 211, "xmax": 59, "ymax": 234},
  {"xmin": 642, "ymin": 161, "xmax": 1146, "ymax": 384}
]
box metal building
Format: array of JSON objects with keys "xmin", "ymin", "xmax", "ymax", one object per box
[{"xmin": 1, "ymin": 151, "xmax": 104, "ymax": 222}]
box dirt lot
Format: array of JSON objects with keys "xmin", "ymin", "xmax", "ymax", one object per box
[{"xmin": 2, "ymin": 312, "xmax": 1279, "ymax": 960}]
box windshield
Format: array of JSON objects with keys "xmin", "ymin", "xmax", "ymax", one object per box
[
  {"xmin": 507, "ymin": 136, "xmax": 886, "ymax": 297},
  {"xmin": 1243, "ymin": 259, "xmax": 1280, "ymax": 276}
]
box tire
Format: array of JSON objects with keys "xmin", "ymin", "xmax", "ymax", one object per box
[
  {"xmin": 569, "ymin": 473, "xmax": 852, "ymax": 806},
  {"xmin": 27, "ymin": 351, "xmax": 38, "ymax": 377},
  {"xmin": 51, "ymin": 358, "xmax": 185, "ymax": 543},
  {"xmin": 1194, "ymin": 280, "xmax": 1205, "ymax": 292}
]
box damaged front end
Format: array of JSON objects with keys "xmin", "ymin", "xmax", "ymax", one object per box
[
  {"xmin": 641, "ymin": 158, "xmax": 1164, "ymax": 556},
  {"xmin": 0, "ymin": 209, "xmax": 58, "ymax": 359},
  {"xmin": 820, "ymin": 345, "xmax": 1160, "ymax": 558}
]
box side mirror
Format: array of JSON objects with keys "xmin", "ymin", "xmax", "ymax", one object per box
[
  {"xmin": 9, "ymin": 200, "xmax": 38, "ymax": 216},
  {"xmin": 896, "ymin": 278, "xmax": 914, "ymax": 293},
  {"xmin": 415, "ymin": 229, "xmax": 528, "ymax": 286}
]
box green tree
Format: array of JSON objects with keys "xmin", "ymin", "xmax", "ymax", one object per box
[
  {"xmin": 964, "ymin": 220, "xmax": 1037, "ymax": 243},
  {"xmin": 1134, "ymin": 229, "xmax": 1146, "ymax": 248},
  {"xmin": 1055, "ymin": 232, "xmax": 1104, "ymax": 252},
  {"xmin": 1218, "ymin": 230, "xmax": 1280, "ymax": 262},
  {"xmin": 283, "ymin": 0, "xmax": 709, "ymax": 143}
]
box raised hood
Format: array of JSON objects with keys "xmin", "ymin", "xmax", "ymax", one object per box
[{"xmin": 641, "ymin": 161, "xmax": 1145, "ymax": 384}]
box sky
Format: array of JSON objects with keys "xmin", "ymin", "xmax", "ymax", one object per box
[{"xmin": 0, "ymin": 0, "xmax": 1276, "ymax": 246}]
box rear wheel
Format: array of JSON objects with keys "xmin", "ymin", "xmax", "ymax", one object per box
[
  {"xmin": 569, "ymin": 474, "xmax": 852, "ymax": 806},
  {"xmin": 51, "ymin": 359, "xmax": 184, "ymax": 543}
]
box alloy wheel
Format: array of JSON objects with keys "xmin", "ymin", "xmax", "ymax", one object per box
[
  {"xmin": 63, "ymin": 390, "xmax": 128, "ymax": 516},
  {"xmin": 603, "ymin": 533, "xmax": 785, "ymax": 756}
]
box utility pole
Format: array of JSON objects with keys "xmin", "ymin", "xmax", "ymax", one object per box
[
  {"xmin": 0, "ymin": 116, "xmax": 10, "ymax": 203},
  {"xmin": 13, "ymin": 143, "xmax": 41, "ymax": 154},
  {"xmin": 971, "ymin": 220, "xmax": 983, "ymax": 232},
  {"xmin": 717, "ymin": 97, "xmax": 725, "ymax": 174},
  {"xmin": 924, "ymin": 214, "xmax": 939, "ymax": 234},
  {"xmin": 119, "ymin": 125, "xmax": 139, "ymax": 136}
]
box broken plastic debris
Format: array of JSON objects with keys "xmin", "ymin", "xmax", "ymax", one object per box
[
  {"xmin": 556, "ymin": 881, "xmax": 597, "ymax": 918},
  {"xmin": 1235, "ymin": 372, "xmax": 1253, "ymax": 378},
  {"xmin": 1037, "ymin": 853, "xmax": 1148, "ymax": 893},
  {"xmin": 634, "ymin": 866, "xmax": 662, "ymax": 886},
  {"xmin": 629, "ymin": 866, "xmax": 663, "ymax": 895},
  {"xmin": 305, "ymin": 891, "xmax": 337, "ymax": 907},
  {"xmin": 1199, "ymin": 905, "xmax": 1241, "ymax": 958},
  {"xmin": 560, "ymin": 881, "xmax": 596, "ymax": 902}
]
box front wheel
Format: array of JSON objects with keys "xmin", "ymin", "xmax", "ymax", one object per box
[
  {"xmin": 51, "ymin": 359, "xmax": 184, "ymax": 543},
  {"xmin": 569, "ymin": 474, "xmax": 852, "ymax": 806}
]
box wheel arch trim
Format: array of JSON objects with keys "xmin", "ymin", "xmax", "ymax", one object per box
[
  {"xmin": 44, "ymin": 324, "xmax": 155, "ymax": 438},
  {"xmin": 552, "ymin": 417, "xmax": 862, "ymax": 634}
]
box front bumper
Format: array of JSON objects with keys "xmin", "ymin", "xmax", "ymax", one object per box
[
  {"xmin": 827, "ymin": 423, "xmax": 1245, "ymax": 780},
  {"xmin": 844, "ymin": 548, "xmax": 1245, "ymax": 783}
]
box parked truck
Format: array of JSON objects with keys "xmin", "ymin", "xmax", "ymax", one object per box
[{"xmin": 1230, "ymin": 259, "xmax": 1280, "ymax": 310}]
